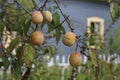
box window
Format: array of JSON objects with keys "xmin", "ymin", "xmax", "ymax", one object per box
[{"xmin": 87, "ymin": 17, "xmax": 104, "ymax": 48}]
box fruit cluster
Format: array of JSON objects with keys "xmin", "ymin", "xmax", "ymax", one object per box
[
  {"xmin": 31, "ymin": 10, "xmax": 82, "ymax": 67},
  {"xmin": 31, "ymin": 10, "xmax": 52, "ymax": 46}
]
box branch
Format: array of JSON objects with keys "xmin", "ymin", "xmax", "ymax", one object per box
[
  {"xmin": 60, "ymin": 15, "xmax": 70, "ymax": 26},
  {"xmin": 32, "ymin": 0, "xmax": 40, "ymax": 11},
  {"xmin": 71, "ymin": 67, "xmax": 78, "ymax": 80},
  {"xmin": 104, "ymin": 21, "xmax": 114, "ymax": 36},
  {"xmin": 14, "ymin": 0, "xmax": 31, "ymax": 16},
  {"xmin": 55, "ymin": 0, "xmax": 74, "ymax": 32},
  {"xmin": 40, "ymin": 0, "xmax": 49, "ymax": 11}
]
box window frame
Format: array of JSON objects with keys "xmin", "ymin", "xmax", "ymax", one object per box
[{"xmin": 87, "ymin": 17, "xmax": 104, "ymax": 49}]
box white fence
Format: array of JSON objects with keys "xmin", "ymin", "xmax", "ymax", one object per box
[
  {"xmin": 44, "ymin": 54, "xmax": 120, "ymax": 80},
  {"xmin": 45, "ymin": 54, "xmax": 120, "ymax": 67}
]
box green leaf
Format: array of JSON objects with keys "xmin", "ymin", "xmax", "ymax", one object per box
[
  {"xmin": 24, "ymin": 17, "xmax": 31, "ymax": 36},
  {"xmin": 12, "ymin": 46, "xmax": 24, "ymax": 77},
  {"xmin": 23, "ymin": 44, "xmax": 35, "ymax": 64},
  {"xmin": 16, "ymin": 46, "xmax": 24, "ymax": 59},
  {"xmin": 58, "ymin": 25, "xmax": 66, "ymax": 33},
  {"xmin": 3, "ymin": 57, "xmax": 9, "ymax": 71},
  {"xmin": 53, "ymin": 12, "xmax": 60, "ymax": 26},
  {"xmin": 110, "ymin": 2, "xmax": 120, "ymax": 22},
  {"xmin": 47, "ymin": 24, "xmax": 54, "ymax": 33},
  {"xmin": 6, "ymin": 37, "xmax": 20, "ymax": 54},
  {"xmin": 0, "ymin": 62, "xmax": 3, "ymax": 68},
  {"xmin": 45, "ymin": 45, "xmax": 57, "ymax": 57},
  {"xmin": 53, "ymin": 6, "xmax": 58, "ymax": 11},
  {"xmin": 99, "ymin": 58, "xmax": 113, "ymax": 77},
  {"xmin": 0, "ymin": 22, "xmax": 4, "ymax": 32},
  {"xmin": 56, "ymin": 31, "xmax": 61, "ymax": 44},
  {"xmin": 17, "ymin": 16, "xmax": 26, "ymax": 35},
  {"xmin": 89, "ymin": 50, "xmax": 98, "ymax": 67}
]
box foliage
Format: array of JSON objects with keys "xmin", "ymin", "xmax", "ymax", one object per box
[
  {"xmin": 107, "ymin": 28, "xmax": 120, "ymax": 54},
  {"xmin": 0, "ymin": 0, "xmax": 120, "ymax": 80}
]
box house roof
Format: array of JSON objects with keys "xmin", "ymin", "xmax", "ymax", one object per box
[{"xmin": 87, "ymin": 0, "xmax": 120, "ymax": 4}]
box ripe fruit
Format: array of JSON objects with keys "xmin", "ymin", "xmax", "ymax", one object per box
[
  {"xmin": 69, "ymin": 52, "xmax": 82, "ymax": 67},
  {"xmin": 42, "ymin": 11, "xmax": 52, "ymax": 23},
  {"xmin": 62, "ymin": 32, "xmax": 76, "ymax": 46},
  {"xmin": 31, "ymin": 31, "xmax": 44, "ymax": 45},
  {"xmin": 32, "ymin": 11, "xmax": 43, "ymax": 24}
]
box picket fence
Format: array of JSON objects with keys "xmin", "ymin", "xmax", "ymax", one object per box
[
  {"xmin": 45, "ymin": 54, "xmax": 120, "ymax": 67},
  {"xmin": 43, "ymin": 54, "xmax": 120, "ymax": 80},
  {"xmin": 0, "ymin": 54, "xmax": 120, "ymax": 80}
]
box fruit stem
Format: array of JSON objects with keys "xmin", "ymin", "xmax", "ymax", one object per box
[
  {"xmin": 34, "ymin": 24, "xmax": 38, "ymax": 31},
  {"xmin": 71, "ymin": 67, "xmax": 78, "ymax": 80}
]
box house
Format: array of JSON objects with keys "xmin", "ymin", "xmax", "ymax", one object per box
[{"xmin": 54, "ymin": 0, "xmax": 120, "ymax": 65}]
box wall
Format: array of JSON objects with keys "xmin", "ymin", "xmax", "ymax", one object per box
[{"xmin": 56, "ymin": 0, "xmax": 120, "ymax": 62}]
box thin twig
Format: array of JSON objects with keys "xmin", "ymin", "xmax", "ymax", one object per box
[
  {"xmin": 47, "ymin": 15, "xmax": 70, "ymax": 34},
  {"xmin": 34, "ymin": 24, "xmax": 38, "ymax": 31},
  {"xmin": 14, "ymin": 0, "xmax": 31, "ymax": 16},
  {"xmin": 71, "ymin": 67, "xmax": 78, "ymax": 80},
  {"xmin": 55, "ymin": 0, "xmax": 74, "ymax": 32},
  {"xmin": 32, "ymin": 0, "xmax": 41, "ymax": 11},
  {"xmin": 104, "ymin": 21, "xmax": 114, "ymax": 36},
  {"xmin": 40, "ymin": 0, "xmax": 49, "ymax": 11},
  {"xmin": 60, "ymin": 15, "xmax": 70, "ymax": 26}
]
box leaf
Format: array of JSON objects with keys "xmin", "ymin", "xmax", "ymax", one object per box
[
  {"xmin": 3, "ymin": 57, "xmax": 9, "ymax": 71},
  {"xmin": 6, "ymin": 37, "xmax": 20, "ymax": 54},
  {"xmin": 12, "ymin": 46, "xmax": 24, "ymax": 77},
  {"xmin": 17, "ymin": 16, "xmax": 26, "ymax": 35},
  {"xmin": 53, "ymin": 12, "xmax": 60, "ymax": 26},
  {"xmin": 58, "ymin": 25, "xmax": 66, "ymax": 33},
  {"xmin": 56, "ymin": 31, "xmax": 61, "ymax": 44},
  {"xmin": 16, "ymin": 46, "xmax": 24, "ymax": 59},
  {"xmin": 23, "ymin": 44, "xmax": 35, "ymax": 64},
  {"xmin": 89, "ymin": 69, "xmax": 95, "ymax": 80},
  {"xmin": 24, "ymin": 17, "xmax": 31, "ymax": 36},
  {"xmin": 53, "ymin": 6, "xmax": 58, "ymax": 11},
  {"xmin": 0, "ymin": 62, "xmax": 3, "ymax": 68},
  {"xmin": 49, "ymin": 45, "xmax": 57, "ymax": 56},
  {"xmin": 110, "ymin": 2, "xmax": 120, "ymax": 22},
  {"xmin": 0, "ymin": 22, "xmax": 4, "ymax": 32},
  {"xmin": 89, "ymin": 49, "xmax": 98, "ymax": 67},
  {"xmin": 47, "ymin": 24, "xmax": 54, "ymax": 33},
  {"xmin": 45, "ymin": 45, "xmax": 57, "ymax": 57},
  {"xmin": 99, "ymin": 58, "xmax": 113, "ymax": 77}
]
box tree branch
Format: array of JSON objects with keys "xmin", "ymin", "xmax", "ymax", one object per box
[
  {"xmin": 40, "ymin": 0, "xmax": 49, "ymax": 11},
  {"xmin": 14, "ymin": 0, "xmax": 31, "ymax": 16},
  {"xmin": 32, "ymin": 0, "xmax": 40, "ymax": 10},
  {"xmin": 55, "ymin": 0, "xmax": 74, "ymax": 32},
  {"xmin": 71, "ymin": 67, "xmax": 78, "ymax": 80}
]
